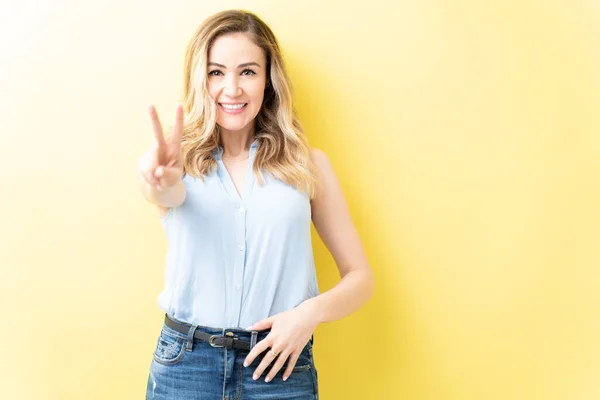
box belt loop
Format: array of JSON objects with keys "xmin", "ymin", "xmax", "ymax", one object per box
[
  {"xmin": 250, "ymin": 331, "xmax": 258, "ymax": 350},
  {"xmin": 185, "ymin": 324, "xmax": 199, "ymax": 352}
]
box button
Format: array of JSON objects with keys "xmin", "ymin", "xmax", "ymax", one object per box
[
  {"xmin": 238, "ymin": 245, "xmax": 245, "ymax": 251},
  {"xmin": 239, "ymin": 208, "xmax": 245, "ymax": 215},
  {"xmin": 235, "ymin": 284, "xmax": 241, "ymax": 291}
]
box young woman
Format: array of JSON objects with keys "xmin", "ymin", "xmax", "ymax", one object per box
[{"xmin": 138, "ymin": 9, "xmax": 373, "ymax": 400}]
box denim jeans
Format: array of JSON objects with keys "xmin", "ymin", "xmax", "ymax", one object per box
[{"xmin": 146, "ymin": 319, "xmax": 319, "ymax": 399}]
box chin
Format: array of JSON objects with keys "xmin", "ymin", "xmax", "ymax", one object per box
[{"xmin": 217, "ymin": 119, "xmax": 253, "ymax": 132}]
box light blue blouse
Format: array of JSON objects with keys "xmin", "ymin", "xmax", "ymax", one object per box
[{"xmin": 157, "ymin": 138, "xmax": 320, "ymax": 329}]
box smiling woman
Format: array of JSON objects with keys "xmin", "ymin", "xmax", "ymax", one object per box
[
  {"xmin": 207, "ymin": 33, "xmax": 267, "ymax": 132},
  {"xmin": 138, "ymin": 8, "xmax": 374, "ymax": 400}
]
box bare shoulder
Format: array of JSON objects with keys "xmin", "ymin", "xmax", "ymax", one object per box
[
  {"xmin": 308, "ymin": 148, "xmax": 371, "ymax": 280},
  {"xmin": 309, "ymin": 148, "xmax": 338, "ymax": 195},
  {"xmin": 309, "ymin": 147, "xmax": 335, "ymax": 186},
  {"xmin": 309, "ymin": 147, "xmax": 345, "ymax": 213},
  {"xmin": 309, "ymin": 148, "xmax": 330, "ymax": 168}
]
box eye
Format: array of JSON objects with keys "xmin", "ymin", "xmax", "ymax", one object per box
[
  {"xmin": 241, "ymin": 68, "xmax": 256, "ymax": 76},
  {"xmin": 208, "ymin": 70, "xmax": 222, "ymax": 76}
]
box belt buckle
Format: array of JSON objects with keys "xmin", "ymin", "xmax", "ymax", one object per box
[{"xmin": 208, "ymin": 335, "xmax": 225, "ymax": 348}]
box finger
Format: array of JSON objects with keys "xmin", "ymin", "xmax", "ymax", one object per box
[
  {"xmin": 144, "ymin": 170, "xmax": 155, "ymax": 185},
  {"xmin": 148, "ymin": 104, "xmax": 166, "ymax": 146},
  {"xmin": 282, "ymin": 351, "xmax": 301, "ymax": 381},
  {"xmin": 253, "ymin": 347, "xmax": 281, "ymax": 381},
  {"xmin": 265, "ymin": 349, "xmax": 291, "ymax": 383},
  {"xmin": 150, "ymin": 170, "xmax": 159, "ymax": 185},
  {"xmin": 249, "ymin": 317, "xmax": 275, "ymax": 331},
  {"xmin": 158, "ymin": 167, "xmax": 182, "ymax": 189},
  {"xmin": 170, "ymin": 103, "xmax": 184, "ymax": 146},
  {"xmin": 244, "ymin": 337, "xmax": 272, "ymax": 368},
  {"xmin": 159, "ymin": 166, "xmax": 182, "ymax": 180},
  {"xmin": 141, "ymin": 161, "xmax": 157, "ymax": 185},
  {"xmin": 148, "ymin": 174, "xmax": 161, "ymax": 191},
  {"xmin": 150, "ymin": 166, "xmax": 164, "ymax": 191},
  {"xmin": 142, "ymin": 161, "xmax": 160, "ymax": 187},
  {"xmin": 151, "ymin": 166, "xmax": 163, "ymax": 190}
]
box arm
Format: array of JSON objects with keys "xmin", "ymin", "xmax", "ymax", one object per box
[
  {"xmin": 138, "ymin": 104, "xmax": 186, "ymax": 209},
  {"xmin": 302, "ymin": 148, "xmax": 374, "ymax": 323},
  {"xmin": 242, "ymin": 148, "xmax": 374, "ymax": 381}
]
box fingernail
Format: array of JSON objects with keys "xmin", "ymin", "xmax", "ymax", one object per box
[
  {"xmin": 283, "ymin": 375, "xmax": 288, "ymax": 381},
  {"xmin": 243, "ymin": 361, "xmax": 248, "ymax": 367},
  {"xmin": 156, "ymin": 185, "xmax": 162, "ymax": 191},
  {"xmin": 253, "ymin": 374, "xmax": 258, "ymax": 380},
  {"xmin": 265, "ymin": 377, "xmax": 271, "ymax": 383}
]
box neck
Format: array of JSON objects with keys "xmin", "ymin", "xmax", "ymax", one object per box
[{"xmin": 220, "ymin": 127, "xmax": 254, "ymax": 158}]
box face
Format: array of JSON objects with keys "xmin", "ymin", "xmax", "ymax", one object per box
[{"xmin": 207, "ymin": 32, "xmax": 268, "ymax": 134}]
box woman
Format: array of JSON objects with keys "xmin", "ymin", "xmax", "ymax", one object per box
[{"xmin": 138, "ymin": 9, "xmax": 374, "ymax": 400}]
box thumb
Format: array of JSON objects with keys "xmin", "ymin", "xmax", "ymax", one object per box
[{"xmin": 156, "ymin": 166, "xmax": 183, "ymax": 188}]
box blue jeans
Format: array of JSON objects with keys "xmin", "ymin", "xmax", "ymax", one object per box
[{"xmin": 146, "ymin": 320, "xmax": 319, "ymax": 399}]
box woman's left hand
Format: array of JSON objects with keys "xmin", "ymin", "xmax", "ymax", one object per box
[{"xmin": 243, "ymin": 301, "xmax": 320, "ymax": 382}]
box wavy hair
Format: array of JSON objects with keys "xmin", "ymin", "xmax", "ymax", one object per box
[{"xmin": 170, "ymin": 9, "xmax": 316, "ymax": 198}]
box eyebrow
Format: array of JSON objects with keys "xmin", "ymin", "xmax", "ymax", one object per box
[{"xmin": 207, "ymin": 62, "xmax": 261, "ymax": 68}]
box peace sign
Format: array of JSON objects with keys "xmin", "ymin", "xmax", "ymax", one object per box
[{"xmin": 139, "ymin": 104, "xmax": 184, "ymax": 191}]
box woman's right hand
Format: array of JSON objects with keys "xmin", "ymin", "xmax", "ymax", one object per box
[{"xmin": 138, "ymin": 104, "xmax": 184, "ymax": 191}]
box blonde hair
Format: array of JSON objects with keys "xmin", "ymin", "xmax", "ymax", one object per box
[{"xmin": 172, "ymin": 9, "xmax": 316, "ymax": 198}]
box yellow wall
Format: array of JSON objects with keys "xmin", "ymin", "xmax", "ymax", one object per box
[{"xmin": 1, "ymin": 0, "xmax": 598, "ymax": 399}]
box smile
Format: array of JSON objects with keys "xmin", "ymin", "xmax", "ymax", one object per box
[{"xmin": 219, "ymin": 103, "xmax": 247, "ymax": 113}]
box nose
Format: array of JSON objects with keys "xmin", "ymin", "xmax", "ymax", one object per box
[{"xmin": 222, "ymin": 74, "xmax": 242, "ymax": 97}]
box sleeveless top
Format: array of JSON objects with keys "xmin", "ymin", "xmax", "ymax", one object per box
[{"xmin": 157, "ymin": 138, "xmax": 320, "ymax": 329}]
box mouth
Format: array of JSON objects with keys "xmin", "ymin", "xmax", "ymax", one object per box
[{"xmin": 219, "ymin": 103, "xmax": 248, "ymax": 113}]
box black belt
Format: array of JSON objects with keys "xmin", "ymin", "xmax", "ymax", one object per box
[{"xmin": 164, "ymin": 314, "xmax": 254, "ymax": 351}]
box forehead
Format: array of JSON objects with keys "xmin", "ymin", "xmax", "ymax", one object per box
[{"xmin": 208, "ymin": 32, "xmax": 265, "ymax": 65}]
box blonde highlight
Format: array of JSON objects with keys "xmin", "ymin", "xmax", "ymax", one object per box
[{"xmin": 167, "ymin": 9, "xmax": 316, "ymax": 198}]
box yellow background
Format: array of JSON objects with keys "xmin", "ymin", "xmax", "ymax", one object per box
[{"xmin": 1, "ymin": 0, "xmax": 599, "ymax": 399}]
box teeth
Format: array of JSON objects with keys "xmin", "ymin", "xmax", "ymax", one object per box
[{"xmin": 221, "ymin": 103, "xmax": 246, "ymax": 110}]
